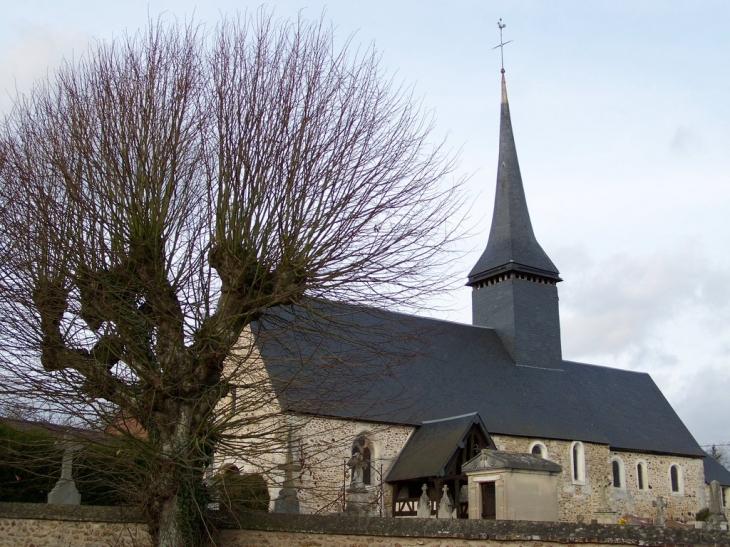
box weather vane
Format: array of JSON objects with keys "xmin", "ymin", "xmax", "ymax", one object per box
[{"xmin": 492, "ymin": 18, "xmax": 512, "ymax": 72}]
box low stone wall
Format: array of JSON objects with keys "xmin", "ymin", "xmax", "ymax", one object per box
[
  {"xmin": 2, "ymin": 503, "xmax": 729, "ymax": 547},
  {"xmin": 0, "ymin": 503, "xmax": 148, "ymax": 547},
  {"xmin": 223, "ymin": 512, "xmax": 730, "ymax": 547}
]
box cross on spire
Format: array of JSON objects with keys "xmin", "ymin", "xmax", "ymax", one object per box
[{"xmin": 492, "ymin": 18, "xmax": 512, "ymax": 72}]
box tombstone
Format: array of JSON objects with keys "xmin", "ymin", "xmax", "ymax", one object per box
[
  {"xmin": 593, "ymin": 477, "xmax": 617, "ymax": 524},
  {"xmin": 705, "ymin": 480, "xmax": 729, "ymax": 531},
  {"xmin": 47, "ymin": 438, "xmax": 82, "ymax": 505},
  {"xmin": 345, "ymin": 452, "xmax": 370, "ymax": 516},
  {"xmin": 417, "ymin": 484, "xmax": 431, "ymax": 518},
  {"xmin": 438, "ymin": 485, "xmax": 453, "ymax": 519},
  {"xmin": 652, "ymin": 495, "xmax": 667, "ymax": 527},
  {"xmin": 273, "ymin": 461, "xmax": 301, "ymax": 515},
  {"xmin": 274, "ymin": 432, "xmax": 301, "ymax": 514}
]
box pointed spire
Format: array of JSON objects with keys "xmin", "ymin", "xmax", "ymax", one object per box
[{"xmin": 467, "ymin": 72, "xmax": 560, "ymax": 286}]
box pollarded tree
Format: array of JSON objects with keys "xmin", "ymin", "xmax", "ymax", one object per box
[{"xmin": 0, "ymin": 12, "xmax": 462, "ymax": 547}]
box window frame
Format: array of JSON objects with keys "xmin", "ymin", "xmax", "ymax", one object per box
[
  {"xmin": 610, "ymin": 456, "xmax": 625, "ymax": 489},
  {"xmin": 570, "ymin": 441, "xmax": 586, "ymax": 485},
  {"xmin": 636, "ymin": 460, "xmax": 648, "ymax": 491},
  {"xmin": 669, "ymin": 463, "xmax": 683, "ymax": 495},
  {"xmin": 529, "ymin": 441, "xmax": 548, "ymax": 459}
]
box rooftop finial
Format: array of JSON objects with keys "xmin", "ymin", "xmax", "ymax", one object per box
[{"xmin": 492, "ymin": 18, "xmax": 512, "ymax": 73}]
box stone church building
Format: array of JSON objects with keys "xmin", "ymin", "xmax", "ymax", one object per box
[{"xmin": 224, "ymin": 70, "xmax": 730, "ymax": 525}]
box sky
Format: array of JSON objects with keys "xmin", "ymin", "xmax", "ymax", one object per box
[{"xmin": 1, "ymin": 1, "xmax": 729, "ymax": 448}]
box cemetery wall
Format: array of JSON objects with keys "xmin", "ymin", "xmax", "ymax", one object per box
[{"xmin": 2, "ymin": 504, "xmax": 729, "ymax": 547}]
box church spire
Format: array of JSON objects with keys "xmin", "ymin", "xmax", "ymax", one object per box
[
  {"xmin": 467, "ymin": 71, "xmax": 560, "ymax": 286},
  {"xmin": 468, "ymin": 63, "xmax": 563, "ymax": 370}
]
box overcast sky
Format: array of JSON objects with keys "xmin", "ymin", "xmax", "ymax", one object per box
[{"xmin": 2, "ymin": 1, "xmax": 729, "ymax": 448}]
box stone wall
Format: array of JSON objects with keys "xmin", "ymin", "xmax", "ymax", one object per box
[
  {"xmin": 0, "ymin": 503, "xmax": 149, "ymax": 547},
  {"xmin": 609, "ymin": 450, "xmax": 706, "ymax": 522},
  {"xmin": 491, "ymin": 435, "xmax": 707, "ymax": 523},
  {"xmin": 3, "ymin": 504, "xmax": 729, "ymax": 547},
  {"xmin": 223, "ymin": 415, "xmax": 414, "ymax": 516}
]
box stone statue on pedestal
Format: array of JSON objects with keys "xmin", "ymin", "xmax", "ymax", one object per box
[{"xmin": 345, "ymin": 452, "xmax": 370, "ymax": 516}]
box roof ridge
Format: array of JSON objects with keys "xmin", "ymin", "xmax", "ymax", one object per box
[{"xmin": 421, "ymin": 412, "xmax": 479, "ymax": 424}]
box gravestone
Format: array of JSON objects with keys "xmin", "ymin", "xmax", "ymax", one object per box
[
  {"xmin": 274, "ymin": 434, "xmax": 301, "ymax": 514},
  {"xmin": 438, "ymin": 484, "xmax": 453, "ymax": 519},
  {"xmin": 47, "ymin": 438, "xmax": 82, "ymax": 505},
  {"xmin": 593, "ymin": 477, "xmax": 617, "ymax": 524},
  {"xmin": 705, "ymin": 480, "xmax": 728, "ymax": 531},
  {"xmin": 653, "ymin": 495, "xmax": 667, "ymax": 527},
  {"xmin": 417, "ymin": 484, "xmax": 431, "ymax": 518}
]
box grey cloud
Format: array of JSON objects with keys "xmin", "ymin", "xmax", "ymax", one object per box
[{"xmin": 556, "ymin": 244, "xmax": 710, "ymax": 360}]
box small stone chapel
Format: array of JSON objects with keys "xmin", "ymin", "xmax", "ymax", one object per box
[{"xmin": 228, "ymin": 68, "xmax": 730, "ymax": 525}]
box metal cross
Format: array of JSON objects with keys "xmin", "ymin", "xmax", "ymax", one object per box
[{"xmin": 492, "ymin": 19, "xmax": 512, "ymax": 71}]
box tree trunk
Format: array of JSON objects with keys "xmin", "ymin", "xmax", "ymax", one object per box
[
  {"xmin": 158, "ymin": 496, "xmax": 188, "ymax": 547},
  {"xmin": 150, "ymin": 403, "xmax": 211, "ymax": 547}
]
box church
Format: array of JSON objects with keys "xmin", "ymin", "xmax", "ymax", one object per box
[{"xmin": 225, "ymin": 68, "xmax": 730, "ymax": 524}]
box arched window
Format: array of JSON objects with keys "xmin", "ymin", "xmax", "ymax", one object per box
[
  {"xmin": 570, "ymin": 441, "xmax": 585, "ymax": 484},
  {"xmin": 611, "ymin": 457, "xmax": 625, "ymax": 489},
  {"xmin": 352, "ymin": 435, "xmax": 372, "ymax": 485},
  {"xmin": 669, "ymin": 464, "xmax": 682, "ymax": 494},
  {"xmin": 636, "ymin": 460, "xmax": 648, "ymax": 490},
  {"xmin": 529, "ymin": 441, "xmax": 547, "ymax": 459}
]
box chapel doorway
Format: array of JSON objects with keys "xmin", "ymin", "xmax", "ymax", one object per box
[{"xmin": 481, "ymin": 482, "xmax": 496, "ymax": 520}]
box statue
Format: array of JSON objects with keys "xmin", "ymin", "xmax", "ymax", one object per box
[
  {"xmin": 345, "ymin": 452, "xmax": 370, "ymax": 516},
  {"xmin": 347, "ymin": 451, "xmax": 367, "ymax": 488}
]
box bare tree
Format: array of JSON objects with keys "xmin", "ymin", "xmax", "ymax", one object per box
[
  {"xmin": 0, "ymin": 12, "xmax": 462, "ymax": 547},
  {"xmin": 709, "ymin": 444, "xmax": 730, "ymax": 469}
]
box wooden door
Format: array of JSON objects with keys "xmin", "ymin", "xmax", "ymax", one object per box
[{"xmin": 480, "ymin": 482, "xmax": 496, "ymax": 520}]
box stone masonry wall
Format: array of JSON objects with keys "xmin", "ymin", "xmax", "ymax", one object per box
[
  {"xmin": 491, "ymin": 435, "xmax": 708, "ymax": 523},
  {"xmin": 0, "ymin": 504, "xmax": 149, "ymax": 547},
  {"xmin": 3, "ymin": 504, "xmax": 730, "ymax": 547},
  {"xmin": 609, "ymin": 450, "xmax": 706, "ymax": 522},
  {"xmin": 224, "ymin": 415, "xmax": 414, "ymax": 516}
]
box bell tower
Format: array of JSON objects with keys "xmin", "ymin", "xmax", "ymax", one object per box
[{"xmin": 467, "ymin": 69, "xmax": 563, "ymax": 370}]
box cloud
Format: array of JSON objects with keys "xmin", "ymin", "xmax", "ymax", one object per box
[
  {"xmin": 554, "ymin": 244, "xmax": 730, "ymax": 443},
  {"xmin": 557, "ymin": 243, "xmax": 712, "ymax": 361},
  {"xmin": 671, "ymin": 367, "xmax": 730, "ymax": 446},
  {"xmin": 0, "ymin": 24, "xmax": 92, "ymax": 112},
  {"xmin": 669, "ymin": 125, "xmax": 703, "ymax": 156}
]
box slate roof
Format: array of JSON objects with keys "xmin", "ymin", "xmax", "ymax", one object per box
[
  {"xmin": 385, "ymin": 413, "xmax": 493, "ymax": 482},
  {"xmin": 702, "ymin": 453, "xmax": 730, "ymax": 487},
  {"xmin": 253, "ymin": 301, "xmax": 704, "ymax": 458},
  {"xmin": 468, "ymin": 74, "xmax": 560, "ymax": 285}
]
